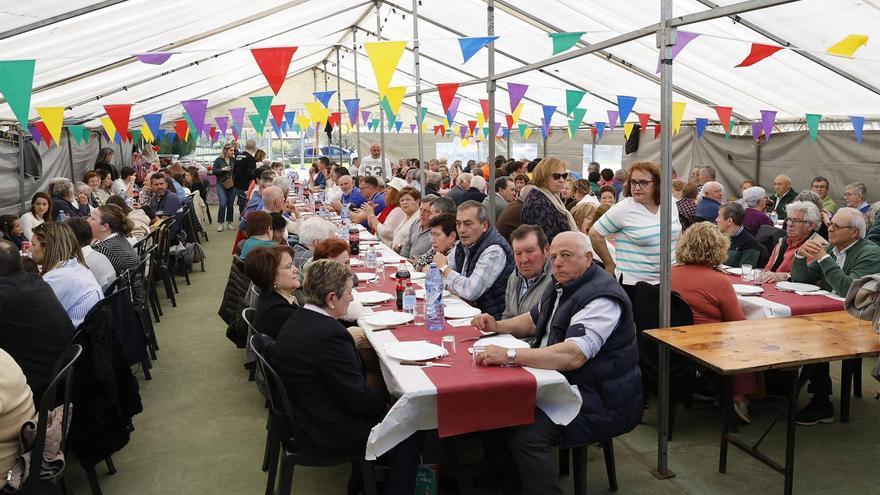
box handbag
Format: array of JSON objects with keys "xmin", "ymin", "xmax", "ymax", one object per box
[
  {"xmin": 221, "ymin": 176, "xmax": 234, "ymax": 189},
  {"xmin": 844, "ymin": 274, "xmax": 880, "ymax": 382}
]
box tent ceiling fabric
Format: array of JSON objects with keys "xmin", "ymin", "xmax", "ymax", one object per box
[{"xmin": 1, "ymin": 0, "xmax": 879, "ymax": 130}]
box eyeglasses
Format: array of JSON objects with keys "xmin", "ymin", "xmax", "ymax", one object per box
[
  {"xmin": 551, "ymin": 173, "xmax": 569, "ymax": 181},
  {"xmin": 787, "ymin": 219, "xmax": 811, "ymax": 225},
  {"xmin": 630, "ymin": 179, "xmax": 655, "ymax": 189},
  {"xmin": 828, "ymin": 222, "xmax": 856, "ymax": 231},
  {"xmin": 842, "ymin": 192, "xmax": 860, "ymax": 198}
]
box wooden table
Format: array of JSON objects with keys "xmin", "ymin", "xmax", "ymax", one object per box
[{"xmin": 644, "ymin": 311, "xmax": 880, "ymax": 495}]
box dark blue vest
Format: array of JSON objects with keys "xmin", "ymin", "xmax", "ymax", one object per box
[
  {"xmin": 452, "ymin": 227, "xmax": 514, "ymax": 320},
  {"xmin": 532, "ymin": 263, "xmax": 643, "ymax": 446}
]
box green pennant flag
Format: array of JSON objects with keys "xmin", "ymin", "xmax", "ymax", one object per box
[
  {"xmin": 387, "ymin": 117, "xmax": 396, "ymax": 131},
  {"xmin": 806, "ymin": 113, "xmax": 822, "ymax": 143},
  {"xmin": 419, "ymin": 107, "xmax": 428, "ymax": 124},
  {"xmin": 565, "ymin": 90, "xmax": 587, "ymax": 116},
  {"xmin": 131, "ymin": 129, "xmax": 142, "ymax": 144},
  {"xmin": 249, "ymin": 95, "xmax": 273, "ymax": 128},
  {"xmin": 482, "ymin": 126, "xmax": 490, "ymax": 139},
  {"xmin": 293, "ymin": 123, "xmax": 301, "ymax": 134},
  {"xmin": 67, "ymin": 125, "xmax": 87, "ymax": 144},
  {"xmin": 568, "ymin": 107, "xmax": 587, "ymax": 137},
  {"xmin": 0, "ymin": 60, "xmax": 36, "ymax": 129},
  {"xmin": 518, "ymin": 122, "xmax": 528, "ymax": 138},
  {"xmin": 725, "ymin": 120, "xmax": 734, "ymax": 140},
  {"xmin": 371, "ymin": 118, "xmax": 380, "ymax": 130},
  {"xmin": 381, "ymin": 97, "xmax": 396, "ymax": 123},
  {"xmin": 248, "ymin": 114, "xmax": 265, "ymax": 136},
  {"xmin": 182, "ymin": 112, "xmax": 199, "ymax": 140},
  {"xmin": 549, "ymin": 32, "xmax": 585, "ymax": 55}
]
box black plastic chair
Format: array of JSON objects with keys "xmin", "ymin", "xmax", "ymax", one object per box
[
  {"xmin": 250, "ymin": 334, "xmax": 377, "ymax": 495},
  {"xmin": 129, "ymin": 254, "xmax": 160, "ymax": 359},
  {"xmin": 242, "ymin": 307, "xmax": 259, "ymax": 382},
  {"xmin": 559, "ymin": 439, "xmax": 619, "ymax": 494},
  {"xmin": 154, "ymin": 218, "xmax": 178, "ymax": 306},
  {"xmin": 17, "ymin": 345, "xmax": 82, "ymax": 495}
]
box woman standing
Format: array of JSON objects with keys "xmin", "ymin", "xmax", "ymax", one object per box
[
  {"xmin": 213, "ymin": 144, "xmax": 236, "ymax": 232},
  {"xmin": 521, "ymin": 157, "xmax": 578, "ymax": 243},
  {"xmin": 20, "ymin": 192, "xmax": 52, "ymax": 240},
  {"xmin": 590, "ymin": 161, "xmax": 681, "ymax": 289},
  {"xmin": 94, "ymin": 147, "xmax": 118, "ymax": 181}
]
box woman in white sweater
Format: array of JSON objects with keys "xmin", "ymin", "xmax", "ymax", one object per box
[
  {"xmin": 0, "ymin": 350, "xmax": 35, "ymax": 491},
  {"xmin": 20, "ymin": 192, "xmax": 52, "ymax": 241}
]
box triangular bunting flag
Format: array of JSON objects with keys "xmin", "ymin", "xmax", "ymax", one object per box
[
  {"xmin": 180, "ymin": 99, "xmax": 208, "ymax": 136},
  {"xmin": 565, "ymin": 90, "xmax": 586, "ymax": 115},
  {"xmin": 139, "ymin": 123, "xmax": 153, "ymax": 143},
  {"xmin": 760, "ymin": 110, "xmax": 777, "ymax": 141},
  {"xmin": 540, "ymin": 119, "xmax": 549, "ymax": 140},
  {"xmin": 549, "ymin": 32, "xmax": 585, "ymax": 55},
  {"xmin": 181, "ymin": 112, "xmax": 198, "ymax": 140},
  {"xmin": 607, "ymin": 110, "xmax": 619, "ymax": 129},
  {"xmin": 228, "ymin": 108, "xmax": 246, "ymax": 133},
  {"xmin": 104, "ymin": 104, "xmax": 132, "ymax": 142},
  {"xmin": 518, "ymin": 123, "xmax": 528, "ymax": 139},
  {"xmin": 827, "ymin": 35, "xmax": 869, "ymax": 58},
  {"xmin": 446, "ymin": 97, "xmax": 461, "ymax": 125},
  {"xmin": 714, "ymin": 106, "xmax": 733, "ymax": 136},
  {"xmin": 383, "ymin": 86, "xmax": 407, "ymax": 115},
  {"xmin": 166, "ymin": 132, "xmax": 177, "ymax": 143},
  {"xmin": 467, "ymin": 120, "xmax": 477, "ymax": 136},
  {"xmin": 270, "ymin": 118, "xmax": 283, "ymax": 138},
  {"xmin": 805, "ymin": 114, "xmax": 822, "ymax": 143},
  {"xmin": 480, "ymin": 100, "xmax": 490, "ymax": 121},
  {"xmin": 638, "ymin": 113, "xmax": 650, "ymax": 133},
  {"xmin": 656, "ymin": 31, "xmax": 700, "ymax": 73},
  {"xmin": 695, "ymin": 118, "xmax": 709, "ymax": 139},
  {"xmin": 850, "ymin": 116, "xmax": 865, "ymax": 143},
  {"xmin": 542, "ymin": 105, "xmax": 556, "ymax": 128},
  {"xmin": 28, "ymin": 125, "xmax": 42, "ymax": 146},
  {"xmin": 512, "ymin": 103, "xmax": 523, "ymax": 126},
  {"xmin": 395, "ymin": 121, "xmax": 403, "ymax": 133},
  {"xmin": 249, "ymin": 95, "xmax": 273, "ymax": 127},
  {"xmin": 506, "ymin": 114, "xmax": 514, "ymax": 130},
  {"xmin": 248, "ymin": 114, "xmax": 264, "ymax": 136},
  {"xmin": 371, "ymin": 118, "xmax": 380, "ymax": 130},
  {"xmin": 135, "ymin": 53, "xmax": 173, "ymax": 65},
  {"xmin": 100, "ymin": 117, "xmax": 117, "ymax": 142},
  {"xmin": 736, "ymin": 43, "xmax": 785, "ymax": 67},
  {"xmin": 381, "ymin": 97, "xmax": 396, "ymax": 123},
  {"xmin": 143, "ymin": 114, "xmax": 162, "ymax": 138},
  {"xmin": 437, "ymin": 83, "xmax": 459, "ymax": 114},
  {"xmin": 458, "ymin": 36, "xmax": 498, "ymax": 63},
  {"xmin": 36, "ymin": 107, "xmax": 64, "ymax": 145},
  {"xmin": 131, "ymin": 129, "xmax": 142, "ymax": 144},
  {"xmin": 410, "ymin": 123, "xmax": 417, "ymax": 133},
  {"xmin": 623, "ymin": 123, "xmax": 635, "ymax": 140},
  {"xmin": 34, "ymin": 122, "xmax": 52, "ymax": 147},
  {"xmin": 591, "ymin": 127, "xmax": 597, "ymax": 139},
  {"xmin": 364, "ymin": 41, "xmax": 407, "ymax": 93},
  {"xmin": 595, "ymin": 122, "xmax": 606, "ymax": 140},
  {"xmin": 671, "ymin": 102, "xmax": 686, "ymax": 134},
  {"xmin": 654, "ymin": 125, "xmax": 662, "ymax": 140},
  {"xmin": 270, "ymin": 104, "xmax": 286, "ymax": 130},
  {"xmin": 523, "ymin": 127, "xmax": 533, "ymax": 140},
  {"xmin": 68, "ymin": 125, "xmax": 87, "ymax": 144},
  {"xmin": 361, "ymin": 110, "xmax": 371, "ymax": 126},
  {"xmin": 283, "ymin": 111, "xmax": 296, "ymax": 129},
  {"xmin": 174, "ymin": 119, "xmax": 189, "ymax": 142},
  {"xmin": 419, "ymin": 107, "xmax": 427, "ymax": 125},
  {"xmin": 0, "ymin": 60, "xmax": 36, "ymax": 128},
  {"xmin": 507, "ymin": 83, "xmax": 528, "ymax": 112},
  {"xmin": 215, "ymin": 116, "xmax": 229, "ymax": 137},
  {"xmin": 313, "ymin": 91, "xmax": 336, "ymax": 108},
  {"xmin": 343, "ymin": 99, "xmax": 359, "ymax": 126},
  {"xmin": 482, "ymin": 127, "xmax": 490, "ymax": 139},
  {"xmin": 156, "ymin": 130, "xmax": 166, "ymax": 142},
  {"xmin": 567, "ymin": 108, "xmax": 586, "ymax": 138},
  {"xmin": 616, "ymin": 96, "xmax": 637, "ymax": 124},
  {"xmin": 250, "ymin": 47, "xmax": 298, "ymax": 95},
  {"xmin": 751, "ymin": 121, "xmax": 763, "ymax": 142}
]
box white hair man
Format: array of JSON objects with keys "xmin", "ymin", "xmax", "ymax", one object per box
[
  {"xmin": 792, "ymin": 206, "xmax": 880, "ymax": 425},
  {"xmin": 471, "ymin": 231, "xmax": 642, "ymax": 494},
  {"xmin": 293, "ymin": 216, "xmax": 338, "ymax": 270},
  {"xmin": 446, "ymin": 172, "xmax": 473, "ymax": 205},
  {"xmin": 694, "ymin": 181, "xmax": 724, "ymax": 222}
]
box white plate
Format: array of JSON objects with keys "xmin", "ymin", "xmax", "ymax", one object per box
[
  {"xmin": 414, "ymin": 289, "xmax": 450, "ymax": 299},
  {"xmin": 724, "ymin": 267, "xmax": 742, "ymax": 275},
  {"xmin": 469, "ymin": 336, "xmax": 531, "ymax": 352},
  {"xmin": 349, "ymin": 258, "xmax": 363, "ymax": 267},
  {"xmin": 353, "ymin": 291, "xmax": 394, "ymax": 305},
  {"xmin": 444, "ymin": 304, "xmax": 481, "ymax": 319},
  {"xmin": 777, "ymin": 282, "xmax": 821, "ymax": 292},
  {"xmin": 363, "ymin": 311, "xmax": 414, "ymax": 327},
  {"xmin": 384, "ymin": 341, "xmax": 447, "ymax": 361},
  {"xmin": 355, "ymin": 272, "xmax": 377, "ymax": 283},
  {"xmin": 732, "ymin": 284, "xmax": 763, "ymax": 295}
]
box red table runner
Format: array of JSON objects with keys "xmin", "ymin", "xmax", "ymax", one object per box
[
  {"xmin": 355, "ymin": 268, "xmax": 537, "ymax": 437},
  {"xmin": 726, "ymin": 274, "xmax": 844, "ymax": 316}
]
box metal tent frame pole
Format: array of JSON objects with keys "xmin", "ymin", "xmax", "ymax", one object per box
[
  {"xmin": 336, "ymin": 47, "xmax": 343, "ymax": 165},
  {"xmin": 486, "ymin": 0, "xmax": 497, "ymax": 225},
  {"xmin": 18, "ymin": 126, "xmax": 25, "ymax": 215},
  {"xmin": 66, "ymin": 128, "xmax": 76, "ymax": 180},
  {"xmin": 353, "ymin": 29, "xmax": 362, "ymax": 167},
  {"xmin": 412, "ymin": 0, "xmax": 425, "ymax": 190},
  {"xmin": 376, "ymin": 1, "xmax": 386, "ymax": 178}
]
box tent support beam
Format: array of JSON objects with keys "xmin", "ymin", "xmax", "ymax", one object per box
[
  {"xmin": 487, "ymin": 0, "xmax": 497, "ymax": 225},
  {"xmin": 353, "ymin": 29, "xmax": 362, "ymax": 164},
  {"xmin": 66, "ymin": 129, "xmax": 75, "ymax": 180},
  {"xmin": 693, "ymin": 0, "xmax": 880, "ymax": 97},
  {"xmin": 412, "ymin": 0, "xmax": 425, "ymax": 189},
  {"xmin": 0, "ymin": 0, "xmax": 126, "ymax": 41},
  {"xmin": 18, "ymin": 126, "xmax": 25, "ymax": 216},
  {"xmin": 337, "ymin": 47, "xmax": 344, "ymax": 165},
  {"xmin": 377, "ymin": 1, "xmax": 386, "ymax": 176}
]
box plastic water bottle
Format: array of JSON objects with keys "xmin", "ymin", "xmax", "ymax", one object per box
[
  {"xmin": 402, "ymin": 282, "xmax": 417, "ymax": 317},
  {"xmin": 56, "ymin": 210, "xmax": 67, "ymax": 222},
  {"xmin": 770, "ymin": 211, "xmax": 779, "ymax": 224},
  {"xmin": 365, "ymin": 243, "xmax": 377, "ymax": 269},
  {"xmin": 425, "ymin": 263, "xmax": 445, "ymax": 332},
  {"xmin": 341, "ymin": 203, "xmax": 351, "ymax": 225},
  {"xmin": 337, "ymin": 221, "xmax": 348, "ymax": 239}
]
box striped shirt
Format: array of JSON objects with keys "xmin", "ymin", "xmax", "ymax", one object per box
[
  {"xmin": 593, "ymin": 197, "xmax": 681, "ymax": 285},
  {"xmin": 43, "ymin": 258, "xmax": 103, "ymax": 327}
]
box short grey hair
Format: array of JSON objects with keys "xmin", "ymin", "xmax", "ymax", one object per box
[
  {"xmin": 470, "ymin": 175, "xmax": 487, "ymax": 192},
  {"xmin": 794, "ymin": 190, "xmax": 823, "ymax": 214},
  {"xmin": 299, "ymin": 216, "xmax": 338, "ymax": 249},
  {"xmin": 52, "ymin": 179, "xmax": 75, "ymax": 202},
  {"xmin": 303, "ymin": 259, "xmax": 352, "ymax": 307},
  {"xmin": 457, "ymin": 200, "xmax": 489, "ymax": 224},
  {"xmin": 834, "ymin": 207, "xmax": 867, "ymax": 238},
  {"xmin": 426, "ymin": 171, "xmax": 442, "ymax": 188},
  {"xmin": 742, "ymin": 186, "xmax": 766, "ymax": 208},
  {"xmin": 421, "ymin": 194, "xmax": 438, "ymax": 204},
  {"xmin": 457, "ymin": 172, "xmax": 473, "ymax": 187},
  {"xmin": 845, "ymin": 182, "xmax": 867, "ymax": 199},
  {"xmin": 272, "ymin": 176, "xmax": 291, "ymax": 194},
  {"xmin": 699, "ymin": 165, "xmax": 716, "ymax": 179},
  {"xmin": 74, "ymin": 182, "xmax": 91, "ymax": 196},
  {"xmin": 703, "ymin": 181, "xmax": 724, "ymax": 199},
  {"xmin": 786, "ymin": 201, "xmax": 821, "ymax": 224},
  {"xmin": 430, "ymin": 196, "xmax": 456, "ymax": 215}
]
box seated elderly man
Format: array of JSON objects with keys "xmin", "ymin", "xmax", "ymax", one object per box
[
  {"xmin": 694, "ymin": 181, "xmax": 724, "ymax": 223},
  {"xmin": 769, "ymin": 174, "xmax": 797, "ymax": 221},
  {"xmin": 762, "ymin": 201, "xmax": 819, "ymax": 282},
  {"xmin": 503, "ymin": 225, "xmax": 553, "ymax": 320},
  {"xmin": 433, "ymin": 201, "xmax": 514, "ymax": 319},
  {"xmin": 842, "ymin": 182, "xmax": 870, "ymax": 216},
  {"xmin": 471, "ymin": 231, "xmax": 642, "ymax": 494},
  {"xmin": 255, "ymin": 185, "xmax": 301, "ymax": 235},
  {"xmin": 792, "ymin": 207, "xmax": 880, "ymax": 425},
  {"xmin": 716, "ymin": 202, "xmax": 761, "ymax": 268},
  {"xmin": 447, "ymin": 173, "xmax": 473, "ymax": 205},
  {"xmin": 483, "ymin": 177, "xmax": 516, "ymax": 222},
  {"xmin": 329, "ymin": 170, "xmax": 364, "ymax": 214},
  {"xmin": 429, "ymin": 196, "xmax": 456, "ymax": 217},
  {"xmin": 400, "ymin": 195, "xmax": 436, "ymax": 260},
  {"xmin": 741, "ymin": 186, "xmax": 773, "ymax": 235},
  {"xmin": 242, "ymin": 169, "xmax": 276, "ymax": 215}
]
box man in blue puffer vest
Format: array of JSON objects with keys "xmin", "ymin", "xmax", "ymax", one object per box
[{"xmin": 473, "ymin": 231, "xmax": 643, "ymax": 494}]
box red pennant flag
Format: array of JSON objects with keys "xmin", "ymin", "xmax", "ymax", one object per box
[
  {"xmin": 35, "ymin": 121, "xmax": 53, "ymax": 147},
  {"xmin": 638, "ymin": 113, "xmax": 650, "ymax": 133},
  {"xmin": 505, "ymin": 114, "xmax": 514, "ymax": 129},
  {"xmin": 480, "ymin": 99, "xmax": 490, "ymax": 120},
  {"xmin": 433, "ymin": 125, "xmax": 441, "ymax": 136},
  {"xmin": 439, "ymin": 125, "xmax": 446, "ymax": 137},
  {"xmin": 104, "ymin": 104, "xmax": 132, "ymax": 143},
  {"xmin": 714, "ymin": 106, "xmax": 733, "ymax": 133},
  {"xmin": 736, "ymin": 43, "xmax": 784, "ymax": 68},
  {"xmin": 591, "ymin": 127, "xmax": 598, "ymax": 139},
  {"xmin": 251, "ymin": 47, "xmax": 298, "ymax": 95},
  {"xmin": 329, "ymin": 112, "xmax": 341, "ymax": 127},
  {"xmin": 126, "ymin": 131, "xmax": 133, "ymax": 142},
  {"xmin": 174, "ymin": 119, "xmax": 189, "ymax": 140},
  {"xmin": 270, "ymin": 104, "xmax": 286, "ymax": 128},
  {"xmin": 654, "ymin": 125, "xmax": 662, "ymax": 139},
  {"xmin": 437, "ymin": 83, "xmax": 459, "ymax": 114},
  {"xmin": 210, "ymin": 126, "xmax": 217, "ymax": 141},
  {"xmin": 467, "ymin": 120, "xmax": 477, "ymax": 136}
]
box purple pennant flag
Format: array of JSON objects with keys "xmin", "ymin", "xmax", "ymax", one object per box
[
  {"xmin": 28, "ymin": 125, "xmax": 42, "ymax": 146},
  {"xmin": 361, "ymin": 110, "xmax": 371, "ymax": 126},
  {"xmin": 695, "ymin": 118, "xmax": 709, "ymax": 139},
  {"xmin": 136, "ymin": 53, "xmax": 173, "ymax": 65},
  {"xmin": 760, "ymin": 110, "xmax": 777, "ymax": 141},
  {"xmin": 492, "ymin": 122, "xmax": 501, "ymax": 136},
  {"xmin": 181, "ymin": 99, "xmax": 208, "ymax": 135},
  {"xmin": 228, "ymin": 108, "xmax": 246, "ymax": 133},
  {"xmin": 542, "ymin": 105, "xmax": 556, "ymax": 128},
  {"xmin": 215, "ymin": 116, "xmax": 229, "ymax": 137},
  {"xmin": 507, "ymin": 83, "xmax": 529, "ymax": 112},
  {"xmin": 459, "ymin": 125, "xmax": 467, "ymax": 138},
  {"xmin": 607, "ymin": 110, "xmax": 619, "ymax": 129},
  {"xmin": 446, "ymin": 97, "xmax": 461, "ymax": 124},
  {"xmin": 751, "ymin": 121, "xmax": 763, "ymax": 141},
  {"xmin": 595, "ymin": 122, "xmax": 606, "ymax": 140},
  {"xmin": 410, "ymin": 123, "xmax": 417, "ymax": 133},
  {"xmin": 656, "ymin": 31, "xmax": 701, "ymax": 73}
]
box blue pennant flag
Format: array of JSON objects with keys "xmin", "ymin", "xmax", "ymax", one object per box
[
  {"xmin": 595, "ymin": 122, "xmax": 606, "ymax": 140},
  {"xmin": 156, "ymin": 129, "xmax": 166, "ymax": 141},
  {"xmin": 695, "ymin": 118, "xmax": 709, "ymax": 139},
  {"xmin": 343, "ymin": 99, "xmax": 360, "ymax": 126},
  {"xmin": 395, "ymin": 121, "xmax": 403, "ymax": 133},
  {"xmin": 542, "ymin": 105, "xmax": 557, "ymax": 128},
  {"xmin": 850, "ymin": 116, "xmax": 865, "ymax": 143},
  {"xmin": 143, "ymin": 113, "xmax": 163, "ymax": 138},
  {"xmin": 167, "ymin": 131, "xmax": 177, "ymax": 142},
  {"xmin": 283, "ymin": 111, "xmax": 296, "ymax": 128},
  {"xmin": 313, "ymin": 91, "xmax": 336, "ymax": 108},
  {"xmin": 458, "ymin": 36, "xmax": 499, "ymax": 63},
  {"xmin": 616, "ymin": 95, "xmax": 637, "ymax": 124},
  {"xmin": 270, "ymin": 118, "xmax": 283, "ymax": 138}
]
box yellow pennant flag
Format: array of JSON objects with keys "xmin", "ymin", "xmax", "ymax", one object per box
[
  {"xmin": 296, "ymin": 115, "xmax": 311, "ymax": 130},
  {"xmin": 365, "ymin": 41, "xmax": 407, "ymax": 94},
  {"xmin": 140, "ymin": 123, "xmax": 154, "ymax": 142},
  {"xmin": 671, "ymin": 101, "xmax": 686, "ymax": 134},
  {"xmin": 624, "ymin": 122, "xmax": 635, "ymax": 139},
  {"xmin": 305, "ymin": 102, "xmax": 326, "ymax": 124},
  {"xmin": 523, "ymin": 127, "xmax": 532, "ymax": 140},
  {"xmin": 443, "ymin": 118, "xmax": 450, "ymax": 128},
  {"xmin": 382, "ymin": 86, "xmax": 407, "ymax": 115},
  {"xmin": 512, "ymin": 103, "xmax": 524, "ymax": 126},
  {"xmin": 476, "ymin": 112, "xmax": 485, "ymax": 129},
  {"xmin": 36, "ymin": 107, "xmax": 64, "ymax": 144},
  {"xmin": 827, "ymin": 34, "xmax": 869, "ymax": 58},
  {"xmin": 100, "ymin": 117, "xmax": 117, "ymax": 142},
  {"xmin": 461, "ymin": 138, "xmax": 469, "ymax": 148}
]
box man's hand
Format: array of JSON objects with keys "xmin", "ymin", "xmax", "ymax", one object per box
[
  {"xmin": 475, "ymin": 345, "xmax": 507, "ymax": 367},
  {"xmin": 470, "ymin": 314, "xmax": 497, "ymax": 332},
  {"xmin": 762, "ymin": 271, "xmax": 788, "ymax": 283},
  {"xmin": 798, "ymin": 239, "xmax": 825, "ymax": 259}
]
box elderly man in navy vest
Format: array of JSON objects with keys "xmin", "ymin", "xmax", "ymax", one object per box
[
  {"xmin": 472, "ymin": 231, "xmax": 643, "ymax": 494},
  {"xmin": 432, "ymin": 201, "xmax": 514, "ymax": 320}
]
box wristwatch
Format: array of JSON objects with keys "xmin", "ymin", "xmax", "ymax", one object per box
[{"xmin": 506, "ymin": 348, "xmax": 518, "ymax": 366}]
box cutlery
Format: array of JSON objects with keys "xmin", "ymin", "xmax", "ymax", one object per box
[
  {"xmin": 461, "ymin": 332, "xmax": 498, "ymax": 342},
  {"xmin": 399, "ymin": 360, "xmax": 452, "ymax": 367}
]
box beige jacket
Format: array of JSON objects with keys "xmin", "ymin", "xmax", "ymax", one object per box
[{"xmin": 0, "ymin": 350, "xmax": 35, "ymax": 489}]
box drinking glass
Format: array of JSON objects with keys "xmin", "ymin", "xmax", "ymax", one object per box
[
  {"xmin": 441, "ymin": 335, "xmax": 456, "ymax": 356},
  {"xmin": 472, "ymin": 345, "xmax": 487, "ymax": 366},
  {"xmin": 375, "ymin": 260, "xmax": 385, "ymax": 282},
  {"xmin": 413, "ymin": 301, "xmax": 426, "ymax": 326},
  {"xmin": 752, "ymin": 268, "xmax": 764, "ymax": 286},
  {"xmin": 740, "ymin": 264, "xmax": 753, "ymax": 282}
]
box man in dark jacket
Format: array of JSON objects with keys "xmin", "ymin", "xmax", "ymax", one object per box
[
  {"xmin": 233, "ymin": 139, "xmax": 258, "ymax": 214},
  {"xmin": 446, "ymin": 173, "xmax": 472, "ymax": 205},
  {"xmin": 472, "ymin": 231, "xmax": 642, "ymax": 494}
]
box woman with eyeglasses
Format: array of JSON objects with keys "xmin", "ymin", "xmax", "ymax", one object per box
[
  {"xmin": 590, "ymin": 161, "xmax": 682, "ymax": 290},
  {"xmin": 521, "ymin": 157, "xmax": 579, "ymax": 243}
]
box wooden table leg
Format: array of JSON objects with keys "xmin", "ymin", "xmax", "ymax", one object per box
[{"xmin": 719, "ymin": 375, "xmax": 733, "ymax": 474}]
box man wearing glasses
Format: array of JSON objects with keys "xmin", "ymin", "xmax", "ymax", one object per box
[
  {"xmin": 842, "ymin": 182, "xmax": 870, "ymax": 216},
  {"xmin": 790, "ymin": 206, "xmax": 880, "ymax": 425}
]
